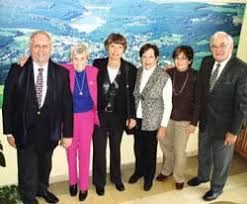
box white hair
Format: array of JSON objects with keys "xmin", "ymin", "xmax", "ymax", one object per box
[{"xmin": 210, "ymin": 31, "xmax": 234, "ymax": 47}]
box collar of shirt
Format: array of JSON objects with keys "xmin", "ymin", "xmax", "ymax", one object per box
[
  {"xmin": 142, "ymin": 65, "xmax": 156, "ymax": 79},
  {"xmin": 212, "ymin": 55, "xmax": 232, "ymax": 80}
]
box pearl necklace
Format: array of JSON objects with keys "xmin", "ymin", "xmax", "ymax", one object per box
[
  {"xmin": 172, "ymin": 69, "xmax": 190, "ymax": 96},
  {"xmin": 75, "ymin": 71, "xmax": 86, "ymax": 95}
]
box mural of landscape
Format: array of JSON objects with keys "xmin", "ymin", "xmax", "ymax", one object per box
[{"xmin": 0, "ymin": 0, "xmax": 246, "ymax": 106}]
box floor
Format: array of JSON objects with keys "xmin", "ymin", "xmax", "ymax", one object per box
[{"xmin": 38, "ymin": 154, "xmax": 247, "ymax": 204}]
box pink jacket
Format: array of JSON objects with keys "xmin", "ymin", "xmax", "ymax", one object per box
[{"xmin": 62, "ymin": 64, "xmax": 99, "ymax": 126}]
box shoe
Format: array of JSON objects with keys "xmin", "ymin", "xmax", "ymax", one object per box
[
  {"xmin": 69, "ymin": 184, "xmax": 77, "ymax": 196},
  {"xmin": 156, "ymin": 173, "xmax": 172, "ymax": 182},
  {"xmin": 203, "ymin": 189, "xmax": 223, "ymax": 201},
  {"xmin": 79, "ymin": 190, "xmax": 88, "ymax": 201},
  {"xmin": 23, "ymin": 198, "xmax": 39, "ymax": 204},
  {"xmin": 175, "ymin": 182, "xmax": 184, "ymax": 190},
  {"xmin": 95, "ymin": 186, "xmax": 105, "ymax": 196},
  {"xmin": 187, "ymin": 177, "xmax": 209, "ymax": 186},
  {"xmin": 128, "ymin": 174, "xmax": 142, "ymax": 184},
  {"xmin": 144, "ymin": 181, "xmax": 153, "ymax": 191},
  {"xmin": 37, "ymin": 190, "xmax": 59, "ymax": 203},
  {"xmin": 115, "ymin": 182, "xmax": 125, "ymax": 191}
]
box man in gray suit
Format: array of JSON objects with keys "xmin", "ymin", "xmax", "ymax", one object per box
[{"xmin": 187, "ymin": 31, "xmax": 247, "ymax": 201}]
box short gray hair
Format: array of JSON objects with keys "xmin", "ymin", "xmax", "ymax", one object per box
[
  {"xmin": 29, "ymin": 30, "xmax": 52, "ymax": 47},
  {"xmin": 210, "ymin": 31, "xmax": 233, "ymax": 47}
]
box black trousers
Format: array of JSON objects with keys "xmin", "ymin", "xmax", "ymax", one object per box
[
  {"xmin": 135, "ymin": 119, "xmax": 158, "ymax": 184},
  {"xmin": 17, "ymin": 110, "xmax": 57, "ymax": 204},
  {"xmin": 132, "ymin": 119, "xmax": 144, "ymax": 177},
  {"xmin": 92, "ymin": 112, "xmax": 124, "ymax": 187},
  {"xmin": 17, "ymin": 146, "xmax": 54, "ymax": 204}
]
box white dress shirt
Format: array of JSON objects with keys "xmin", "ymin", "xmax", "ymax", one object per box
[
  {"xmin": 212, "ymin": 55, "xmax": 231, "ymax": 81},
  {"xmin": 107, "ymin": 66, "xmax": 119, "ymax": 83},
  {"xmin": 33, "ymin": 62, "xmax": 48, "ymax": 107},
  {"xmin": 136, "ymin": 66, "xmax": 173, "ymax": 127}
]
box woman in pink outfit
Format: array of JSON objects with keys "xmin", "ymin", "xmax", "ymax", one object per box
[{"xmin": 62, "ymin": 44, "xmax": 99, "ymax": 202}]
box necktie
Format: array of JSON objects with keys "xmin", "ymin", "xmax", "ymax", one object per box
[
  {"xmin": 209, "ymin": 63, "xmax": 220, "ymax": 91},
  {"xmin": 36, "ymin": 68, "xmax": 43, "ymax": 108}
]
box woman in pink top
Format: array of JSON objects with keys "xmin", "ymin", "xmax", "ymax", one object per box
[{"xmin": 62, "ymin": 44, "xmax": 99, "ymax": 201}]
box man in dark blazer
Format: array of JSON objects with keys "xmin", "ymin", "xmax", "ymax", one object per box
[
  {"xmin": 92, "ymin": 33, "xmax": 137, "ymax": 196},
  {"xmin": 2, "ymin": 31, "xmax": 73, "ymax": 204},
  {"xmin": 187, "ymin": 31, "xmax": 247, "ymax": 201}
]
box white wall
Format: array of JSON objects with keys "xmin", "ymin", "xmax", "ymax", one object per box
[{"xmin": 237, "ymin": 3, "xmax": 247, "ymax": 62}]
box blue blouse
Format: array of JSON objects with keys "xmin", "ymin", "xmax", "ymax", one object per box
[{"xmin": 73, "ymin": 71, "xmax": 93, "ymax": 113}]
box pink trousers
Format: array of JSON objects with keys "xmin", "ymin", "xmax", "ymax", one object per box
[{"xmin": 66, "ymin": 111, "xmax": 94, "ymax": 190}]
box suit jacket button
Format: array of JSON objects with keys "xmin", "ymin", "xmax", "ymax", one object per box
[{"xmin": 37, "ymin": 111, "xmax": 41, "ymax": 115}]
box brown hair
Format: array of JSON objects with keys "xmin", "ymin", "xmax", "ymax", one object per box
[
  {"xmin": 104, "ymin": 33, "xmax": 127, "ymax": 52},
  {"xmin": 139, "ymin": 43, "xmax": 159, "ymax": 58},
  {"xmin": 172, "ymin": 45, "xmax": 194, "ymax": 66}
]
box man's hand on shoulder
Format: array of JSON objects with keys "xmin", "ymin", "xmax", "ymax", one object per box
[{"xmin": 18, "ymin": 56, "xmax": 28, "ymax": 67}]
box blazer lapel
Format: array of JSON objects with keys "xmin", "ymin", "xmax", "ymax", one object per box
[
  {"xmin": 119, "ymin": 58, "xmax": 126, "ymax": 87},
  {"xmin": 29, "ymin": 68, "xmax": 38, "ymax": 108},
  {"xmin": 213, "ymin": 57, "xmax": 234, "ymax": 89},
  {"xmin": 24, "ymin": 59, "xmax": 38, "ymax": 110},
  {"xmin": 44, "ymin": 61, "xmax": 55, "ymax": 107},
  {"xmin": 99, "ymin": 59, "xmax": 108, "ymax": 84},
  {"xmin": 205, "ymin": 59, "xmax": 215, "ymax": 94},
  {"xmin": 23, "ymin": 58, "xmax": 39, "ymax": 128}
]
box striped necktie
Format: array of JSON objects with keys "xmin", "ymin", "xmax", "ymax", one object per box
[
  {"xmin": 35, "ymin": 68, "xmax": 43, "ymax": 108},
  {"xmin": 209, "ymin": 63, "xmax": 220, "ymax": 91}
]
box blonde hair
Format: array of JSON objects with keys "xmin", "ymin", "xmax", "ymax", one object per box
[{"xmin": 70, "ymin": 43, "xmax": 89, "ymax": 59}]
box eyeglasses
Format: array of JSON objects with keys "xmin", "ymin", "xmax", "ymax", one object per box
[
  {"xmin": 174, "ymin": 57, "xmax": 188, "ymax": 61},
  {"xmin": 211, "ymin": 44, "xmax": 228, "ymax": 50}
]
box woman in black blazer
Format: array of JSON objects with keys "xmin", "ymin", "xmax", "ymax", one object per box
[{"xmin": 92, "ymin": 33, "xmax": 137, "ymax": 196}]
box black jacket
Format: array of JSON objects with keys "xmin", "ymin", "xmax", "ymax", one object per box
[
  {"xmin": 93, "ymin": 57, "xmax": 137, "ymax": 120},
  {"xmin": 2, "ymin": 57, "xmax": 73, "ymax": 147}
]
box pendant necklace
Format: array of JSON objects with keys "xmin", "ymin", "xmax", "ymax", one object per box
[
  {"xmin": 75, "ymin": 71, "xmax": 85, "ymax": 95},
  {"xmin": 172, "ymin": 69, "xmax": 190, "ymax": 96}
]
